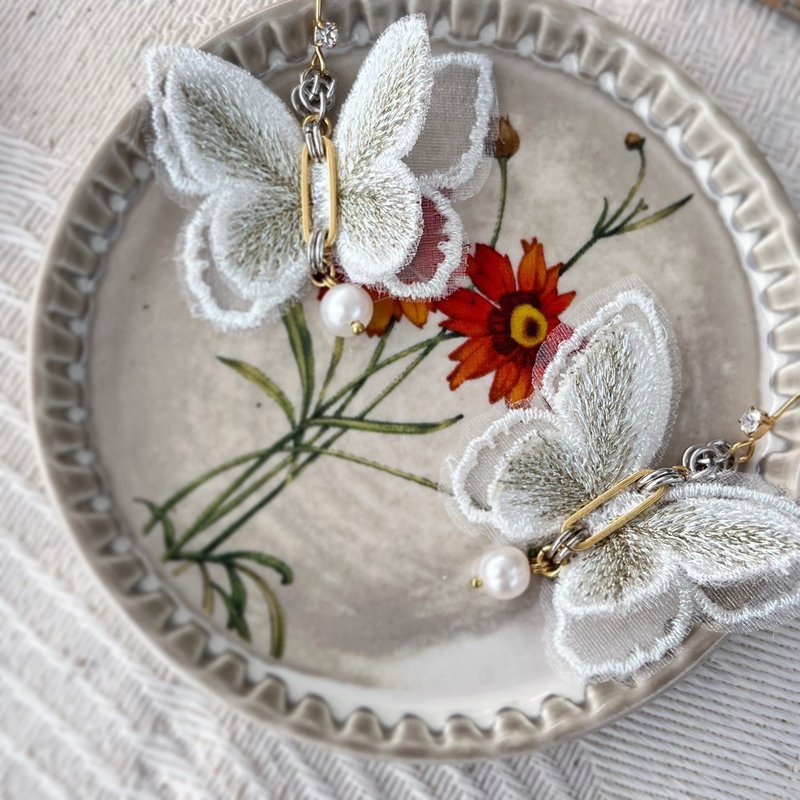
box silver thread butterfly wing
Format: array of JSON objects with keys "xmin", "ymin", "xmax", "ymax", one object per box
[
  {"xmin": 147, "ymin": 45, "xmax": 305, "ymax": 330},
  {"xmin": 446, "ymin": 282, "xmax": 800, "ymax": 682},
  {"xmin": 146, "ymin": 14, "xmax": 495, "ymax": 331}
]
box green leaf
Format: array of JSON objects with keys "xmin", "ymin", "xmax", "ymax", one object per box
[
  {"xmin": 308, "ymin": 415, "xmax": 464, "ymax": 436},
  {"xmin": 198, "ymin": 563, "xmax": 214, "ymax": 614},
  {"xmin": 237, "ymin": 565, "xmax": 287, "ymax": 659},
  {"xmin": 225, "ymin": 564, "xmax": 248, "ymax": 616},
  {"xmin": 216, "ymin": 357, "xmax": 295, "ymax": 425},
  {"xmin": 594, "ymin": 196, "xmax": 610, "ymax": 234},
  {"xmin": 283, "ymin": 302, "xmax": 315, "ymax": 421},
  {"xmin": 317, "ymin": 336, "xmax": 344, "ymax": 406},
  {"xmin": 135, "ymin": 498, "xmax": 175, "ymax": 549},
  {"xmin": 212, "ymin": 582, "xmax": 251, "ymax": 642},
  {"xmin": 291, "ymin": 445, "xmax": 439, "ymax": 490},
  {"xmin": 221, "ymin": 551, "xmax": 294, "ymax": 585},
  {"xmin": 617, "ymin": 194, "xmax": 693, "ymax": 234}
]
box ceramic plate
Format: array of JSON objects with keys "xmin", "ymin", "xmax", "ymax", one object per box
[{"xmin": 31, "ymin": 0, "xmax": 800, "ymax": 759}]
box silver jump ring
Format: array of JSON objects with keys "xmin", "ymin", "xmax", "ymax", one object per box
[
  {"xmin": 303, "ymin": 120, "xmax": 325, "ymax": 161},
  {"xmin": 307, "ymin": 227, "xmax": 327, "ymax": 275},
  {"xmin": 637, "ymin": 467, "xmax": 687, "ymax": 494},
  {"xmin": 682, "ymin": 440, "xmax": 734, "ymax": 476},
  {"xmin": 291, "ymin": 68, "xmax": 336, "ymax": 117},
  {"xmin": 549, "ymin": 524, "xmax": 588, "ymax": 565}
]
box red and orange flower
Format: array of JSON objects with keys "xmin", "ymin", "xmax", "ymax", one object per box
[{"xmin": 438, "ymin": 239, "xmax": 575, "ymax": 404}]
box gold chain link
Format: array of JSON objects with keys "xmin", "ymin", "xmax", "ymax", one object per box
[{"xmin": 528, "ymin": 392, "xmax": 800, "ymax": 580}]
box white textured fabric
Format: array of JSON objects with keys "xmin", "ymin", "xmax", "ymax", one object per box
[
  {"xmin": 147, "ymin": 16, "xmax": 495, "ymax": 329},
  {"xmin": 2, "ymin": 0, "xmax": 800, "ymax": 798}
]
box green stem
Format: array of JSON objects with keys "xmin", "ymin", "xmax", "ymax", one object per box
[
  {"xmin": 490, "ymin": 156, "xmax": 509, "ymax": 249},
  {"xmin": 283, "ymin": 302, "xmax": 315, "ymax": 423},
  {"xmin": 319, "ymin": 330, "xmax": 455, "ymax": 414},
  {"xmin": 289, "ymin": 445, "xmax": 439, "ymax": 490},
  {"xmin": 142, "ymin": 447, "xmax": 289, "ymax": 534},
  {"xmin": 604, "ymin": 198, "xmax": 648, "ymax": 236},
  {"xmin": 175, "ymin": 454, "xmax": 296, "ymax": 543},
  {"xmin": 285, "ymin": 302, "xmax": 316, "ymax": 480},
  {"xmin": 602, "ymin": 146, "xmax": 646, "ymax": 230},
  {"xmin": 315, "ymin": 336, "xmax": 344, "ymax": 410},
  {"xmin": 199, "ymin": 562, "xmax": 213, "ymax": 613},
  {"xmin": 164, "ymin": 439, "xmax": 298, "ymax": 556},
  {"xmin": 560, "ymin": 237, "xmax": 598, "ymax": 274},
  {"xmin": 195, "ymin": 335, "xmax": 444, "ymax": 555},
  {"xmin": 324, "ymin": 319, "xmax": 395, "ymax": 415},
  {"xmin": 197, "ymin": 474, "xmax": 295, "ymax": 556}
]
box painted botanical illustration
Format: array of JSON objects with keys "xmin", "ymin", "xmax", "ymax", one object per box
[{"xmin": 139, "ymin": 124, "xmax": 692, "ymax": 657}]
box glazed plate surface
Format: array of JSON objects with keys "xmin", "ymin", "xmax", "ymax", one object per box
[{"xmin": 31, "ymin": 0, "xmax": 800, "ymax": 759}]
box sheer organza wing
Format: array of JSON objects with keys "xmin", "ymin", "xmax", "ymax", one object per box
[
  {"xmin": 182, "ymin": 192, "xmax": 305, "ymax": 331},
  {"xmin": 548, "ymin": 472, "xmax": 800, "ymax": 681},
  {"xmin": 380, "ymin": 52, "xmax": 495, "ymax": 299},
  {"xmin": 446, "ymin": 406, "xmax": 590, "ymax": 545},
  {"xmin": 534, "ymin": 283, "xmax": 680, "ymax": 496},
  {"xmin": 333, "ymin": 15, "xmax": 433, "ymax": 291},
  {"xmin": 545, "ymin": 526, "xmax": 694, "ymax": 682},
  {"xmin": 405, "ymin": 51, "xmax": 496, "ymax": 200},
  {"xmin": 146, "ymin": 47, "xmax": 305, "ymax": 329},
  {"xmin": 652, "ymin": 476, "xmax": 800, "ymax": 625},
  {"xmin": 147, "ymin": 47, "xmax": 302, "ymax": 196},
  {"xmin": 446, "ymin": 282, "xmax": 680, "ymax": 545},
  {"xmin": 335, "ymin": 17, "xmax": 495, "ymax": 300}
]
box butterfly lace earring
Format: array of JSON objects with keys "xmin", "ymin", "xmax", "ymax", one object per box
[
  {"xmin": 146, "ymin": 3, "xmax": 495, "ymax": 333},
  {"xmin": 445, "ymin": 279, "xmax": 800, "ymax": 682}
]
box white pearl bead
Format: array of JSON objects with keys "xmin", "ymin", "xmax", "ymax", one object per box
[
  {"xmin": 320, "ymin": 283, "xmax": 374, "ymax": 337},
  {"xmin": 477, "ymin": 547, "xmax": 531, "ymax": 600}
]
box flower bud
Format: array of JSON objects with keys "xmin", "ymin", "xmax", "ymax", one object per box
[
  {"xmin": 624, "ymin": 132, "xmax": 645, "ymax": 151},
  {"xmin": 494, "ymin": 116, "xmax": 520, "ymax": 159}
]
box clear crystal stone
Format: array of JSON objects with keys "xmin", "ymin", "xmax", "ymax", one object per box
[
  {"xmin": 739, "ymin": 406, "xmax": 768, "ymax": 436},
  {"xmin": 314, "ymin": 21, "xmax": 338, "ymax": 48}
]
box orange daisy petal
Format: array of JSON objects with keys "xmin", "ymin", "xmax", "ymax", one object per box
[
  {"xmin": 441, "ymin": 317, "xmax": 493, "ymax": 337},
  {"xmin": 367, "ymin": 298, "xmax": 401, "ymax": 336},
  {"xmin": 468, "ymin": 244, "xmax": 517, "ymax": 301},
  {"xmin": 399, "ymin": 300, "xmax": 429, "ymax": 328},
  {"xmin": 542, "ymin": 290, "xmax": 576, "ymax": 319},
  {"xmin": 437, "ymin": 288, "xmax": 495, "ymax": 323},
  {"xmin": 489, "ymin": 359, "xmax": 523, "ymax": 404},
  {"xmin": 518, "ymin": 239, "xmax": 547, "ymax": 293},
  {"xmin": 506, "ymin": 364, "xmax": 534, "ymax": 405},
  {"xmin": 542, "ymin": 263, "xmax": 564, "ymax": 294},
  {"xmin": 447, "ymin": 336, "xmax": 507, "ymax": 389}
]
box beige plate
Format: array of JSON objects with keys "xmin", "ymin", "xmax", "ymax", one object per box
[{"xmin": 30, "ymin": 0, "xmax": 800, "ymax": 760}]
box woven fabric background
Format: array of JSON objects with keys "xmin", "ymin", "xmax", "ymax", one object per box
[{"xmin": 1, "ymin": 0, "xmax": 799, "ymax": 797}]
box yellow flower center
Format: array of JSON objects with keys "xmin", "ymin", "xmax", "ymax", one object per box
[{"xmin": 509, "ymin": 304, "xmax": 548, "ymax": 349}]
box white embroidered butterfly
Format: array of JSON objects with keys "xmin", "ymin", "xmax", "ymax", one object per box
[
  {"xmin": 146, "ymin": 15, "xmax": 494, "ymax": 331},
  {"xmin": 446, "ymin": 282, "xmax": 800, "ymax": 681}
]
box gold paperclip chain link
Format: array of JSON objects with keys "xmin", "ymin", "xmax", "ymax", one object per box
[
  {"xmin": 294, "ymin": 0, "xmax": 339, "ymax": 288},
  {"xmin": 529, "ymin": 391, "xmax": 800, "ymax": 579}
]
